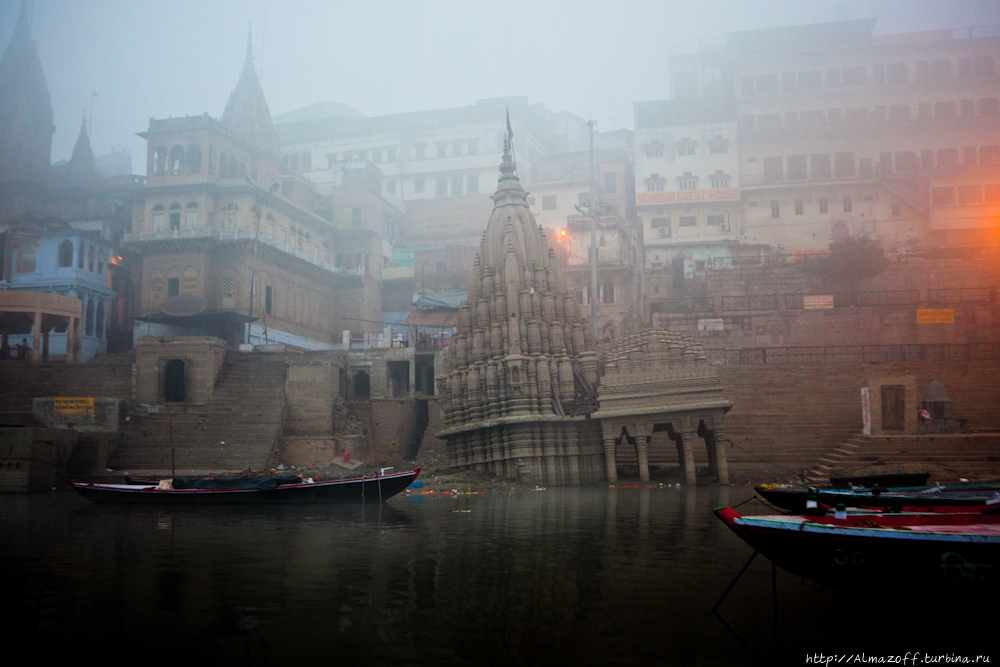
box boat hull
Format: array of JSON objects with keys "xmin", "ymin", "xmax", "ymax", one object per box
[
  {"xmin": 715, "ymin": 506, "xmax": 1000, "ymax": 589},
  {"xmin": 72, "ymin": 468, "xmax": 420, "ymax": 505},
  {"xmin": 756, "ymin": 485, "xmax": 1000, "ymax": 513}
]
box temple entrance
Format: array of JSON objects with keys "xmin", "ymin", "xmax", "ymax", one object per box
[
  {"xmin": 164, "ymin": 359, "xmax": 186, "ymax": 402},
  {"xmin": 352, "ymin": 370, "xmax": 370, "ymax": 400},
  {"xmin": 881, "ymin": 385, "xmax": 905, "ymax": 431}
]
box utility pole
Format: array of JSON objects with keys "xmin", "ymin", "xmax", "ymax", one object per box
[{"xmin": 588, "ymin": 119, "xmax": 599, "ymax": 339}]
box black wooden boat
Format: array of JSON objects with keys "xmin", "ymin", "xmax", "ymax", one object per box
[
  {"xmin": 827, "ymin": 471, "xmax": 930, "ymax": 489},
  {"xmin": 715, "ymin": 506, "xmax": 1000, "ymax": 589},
  {"xmin": 755, "ymin": 483, "xmax": 1000, "ymax": 513},
  {"xmin": 72, "ymin": 468, "xmax": 420, "ymax": 504}
]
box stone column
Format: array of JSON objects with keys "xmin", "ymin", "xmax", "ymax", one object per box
[
  {"xmin": 602, "ymin": 426, "xmax": 618, "ymax": 483},
  {"xmin": 32, "ymin": 310, "xmax": 41, "ymax": 363},
  {"xmin": 678, "ymin": 425, "xmax": 697, "ymax": 485},
  {"xmin": 636, "ymin": 434, "xmax": 651, "ymax": 483},
  {"xmin": 711, "ymin": 422, "xmax": 730, "ymax": 485}
]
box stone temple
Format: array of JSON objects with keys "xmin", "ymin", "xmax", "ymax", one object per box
[{"xmin": 436, "ymin": 141, "xmax": 606, "ymax": 486}]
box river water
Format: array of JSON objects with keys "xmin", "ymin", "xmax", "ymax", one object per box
[{"xmin": 1, "ymin": 484, "xmax": 993, "ymax": 665}]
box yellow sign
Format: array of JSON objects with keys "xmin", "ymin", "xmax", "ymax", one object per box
[
  {"xmin": 917, "ymin": 309, "xmax": 955, "ymax": 324},
  {"xmin": 804, "ymin": 295, "xmax": 835, "ymax": 310},
  {"xmin": 54, "ymin": 397, "xmax": 94, "ymax": 414},
  {"xmin": 637, "ymin": 188, "xmax": 740, "ymax": 206}
]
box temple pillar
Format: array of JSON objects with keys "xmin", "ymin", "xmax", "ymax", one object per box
[
  {"xmin": 602, "ymin": 427, "xmax": 618, "ymax": 483},
  {"xmin": 678, "ymin": 425, "xmax": 697, "ymax": 485},
  {"xmin": 636, "ymin": 435, "xmax": 651, "ymax": 483},
  {"xmin": 711, "ymin": 422, "xmax": 730, "ymax": 485}
]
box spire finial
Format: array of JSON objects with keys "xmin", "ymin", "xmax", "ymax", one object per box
[{"xmin": 246, "ymin": 23, "xmax": 253, "ymax": 62}]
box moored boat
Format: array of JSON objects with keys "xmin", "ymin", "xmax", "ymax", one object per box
[
  {"xmin": 827, "ymin": 471, "xmax": 930, "ymax": 489},
  {"xmin": 755, "ymin": 482, "xmax": 1000, "ymax": 512},
  {"xmin": 714, "ymin": 506, "xmax": 1000, "ymax": 589},
  {"xmin": 73, "ymin": 468, "xmax": 420, "ymax": 505}
]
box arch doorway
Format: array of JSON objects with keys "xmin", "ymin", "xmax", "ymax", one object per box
[{"xmin": 164, "ymin": 359, "xmax": 186, "ymax": 402}]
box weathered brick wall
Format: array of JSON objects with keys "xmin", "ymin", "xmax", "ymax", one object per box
[
  {"xmin": 0, "ymin": 355, "xmax": 133, "ymax": 414},
  {"xmin": 369, "ymin": 397, "xmax": 421, "ymax": 463}
]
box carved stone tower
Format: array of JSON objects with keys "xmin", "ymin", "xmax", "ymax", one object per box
[{"xmin": 436, "ymin": 138, "xmax": 605, "ymax": 486}]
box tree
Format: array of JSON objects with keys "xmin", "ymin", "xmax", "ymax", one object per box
[{"xmin": 803, "ymin": 236, "xmax": 888, "ymax": 288}]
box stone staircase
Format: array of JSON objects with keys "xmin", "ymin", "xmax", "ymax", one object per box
[
  {"xmin": 109, "ymin": 352, "xmax": 288, "ymax": 474},
  {"xmin": 807, "ymin": 433, "xmax": 1000, "ymax": 484}
]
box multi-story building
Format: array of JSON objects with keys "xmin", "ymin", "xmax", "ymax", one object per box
[
  {"xmin": 274, "ymin": 97, "xmax": 590, "ymax": 248},
  {"xmin": 126, "ymin": 37, "xmax": 375, "ymax": 350},
  {"xmin": 637, "ymin": 19, "xmax": 1000, "ymax": 286}
]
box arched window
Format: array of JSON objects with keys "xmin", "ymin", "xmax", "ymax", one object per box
[
  {"xmin": 154, "ymin": 146, "xmax": 167, "ymax": 175},
  {"xmin": 185, "ymin": 201, "xmax": 199, "ymax": 228},
  {"xmin": 219, "ymin": 151, "xmax": 228, "ymax": 178},
  {"xmin": 169, "ymin": 144, "xmax": 185, "ymax": 174},
  {"xmin": 169, "ymin": 203, "xmax": 182, "ymax": 231},
  {"xmin": 96, "ymin": 300, "xmax": 105, "ymax": 338},
  {"xmin": 87, "ymin": 246, "xmax": 95, "ymax": 272},
  {"xmin": 152, "ymin": 203, "xmax": 165, "ymax": 232},
  {"xmin": 97, "ymin": 250, "xmax": 104, "ymax": 277},
  {"xmin": 85, "ymin": 298, "xmax": 95, "ymax": 336},
  {"xmin": 58, "ymin": 240, "xmax": 74, "ymax": 268},
  {"xmin": 187, "ymin": 144, "xmax": 202, "ymax": 172}
]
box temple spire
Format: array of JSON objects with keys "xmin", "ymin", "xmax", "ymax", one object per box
[
  {"xmin": 220, "ymin": 25, "xmax": 280, "ymax": 159},
  {"xmin": 66, "ymin": 113, "xmax": 99, "ymax": 182},
  {"xmin": 0, "ymin": 0, "xmax": 54, "ymax": 182}
]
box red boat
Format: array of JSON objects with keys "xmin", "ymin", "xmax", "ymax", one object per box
[
  {"xmin": 714, "ymin": 506, "xmax": 1000, "ymax": 589},
  {"xmin": 72, "ymin": 468, "xmax": 420, "ymax": 505}
]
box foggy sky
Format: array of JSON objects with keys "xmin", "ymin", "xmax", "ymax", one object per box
[{"xmin": 2, "ymin": 0, "xmax": 997, "ymax": 168}]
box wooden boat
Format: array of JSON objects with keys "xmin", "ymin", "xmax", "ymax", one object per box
[
  {"xmin": 755, "ymin": 483, "xmax": 1000, "ymax": 513},
  {"xmin": 827, "ymin": 471, "xmax": 930, "ymax": 489},
  {"xmin": 72, "ymin": 468, "xmax": 420, "ymax": 505},
  {"xmin": 714, "ymin": 506, "xmax": 1000, "ymax": 589}
]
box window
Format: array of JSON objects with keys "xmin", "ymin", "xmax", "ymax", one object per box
[
  {"xmin": 58, "ymin": 240, "xmax": 73, "ymax": 268},
  {"xmin": 185, "ymin": 202, "xmax": 199, "ymax": 228},
  {"xmin": 646, "ymin": 174, "xmax": 666, "ymax": 191},
  {"xmin": 787, "ymin": 155, "xmax": 807, "ymax": 180},
  {"xmin": 794, "ymin": 199, "xmax": 804, "ymax": 215},
  {"xmin": 169, "ymin": 203, "xmax": 181, "ymax": 231},
  {"xmin": 414, "ymin": 176, "xmax": 425, "ymax": 194},
  {"xmin": 770, "ymin": 201, "xmax": 780, "ymax": 218},
  {"xmin": 644, "ymin": 141, "xmax": 664, "ymax": 158},
  {"xmin": 542, "ymin": 195, "xmax": 557, "ymax": 210},
  {"xmin": 679, "ymin": 216, "xmax": 697, "ymax": 227},
  {"xmin": 977, "ymin": 98, "xmax": 998, "ymax": 116},
  {"xmin": 265, "ymin": 285, "xmax": 273, "ymax": 314},
  {"xmin": 755, "ymin": 73, "xmax": 777, "ymax": 93},
  {"xmin": 222, "ymin": 279, "xmax": 235, "ymax": 307},
  {"xmin": 842, "ymin": 196, "xmax": 853, "ymax": 213},
  {"xmin": 677, "ymin": 173, "xmax": 697, "ymax": 190},
  {"xmin": 451, "ymin": 140, "xmax": 463, "ymax": 157},
  {"xmin": 974, "ymin": 55, "xmax": 996, "ymax": 76},
  {"xmin": 811, "ymin": 154, "xmax": 832, "ymax": 180},
  {"xmin": 937, "ymin": 148, "xmax": 959, "ymax": 167},
  {"xmin": 819, "ymin": 198, "xmax": 829, "ymax": 214},
  {"xmin": 467, "ymin": 173, "xmax": 479, "ymax": 194},
  {"xmin": 887, "ymin": 63, "xmax": 908, "ymax": 82},
  {"xmin": 435, "ymin": 141, "xmax": 448, "ymax": 158},
  {"xmin": 845, "ymin": 107, "xmax": 868, "ymax": 126},
  {"xmin": 709, "ymin": 137, "xmax": 729, "ymax": 154},
  {"xmin": 835, "ymin": 152, "xmax": 855, "ymax": 178},
  {"xmin": 763, "ymin": 156, "xmax": 783, "ymax": 183},
  {"xmin": 413, "ymin": 144, "xmax": 426, "ymax": 160},
  {"xmin": 934, "ymin": 101, "xmax": 956, "ymax": 119},
  {"xmin": 707, "ymin": 214, "xmax": 725, "ymax": 225},
  {"xmin": 957, "ymin": 185, "xmax": 982, "ymax": 204},
  {"xmin": 985, "ymin": 184, "xmax": 1000, "ymax": 203},
  {"xmin": 931, "ymin": 186, "xmax": 956, "ymax": 205},
  {"xmin": 843, "ymin": 66, "xmax": 866, "ymax": 86},
  {"xmin": 982, "ymin": 146, "xmax": 1000, "ymax": 165},
  {"xmin": 676, "ymin": 139, "xmax": 697, "ymax": 156},
  {"xmin": 167, "ymin": 278, "xmax": 180, "ymax": 297},
  {"xmin": 604, "ymin": 172, "xmax": 617, "ymax": 194},
  {"xmin": 710, "ymin": 171, "xmax": 730, "ymax": 188}
]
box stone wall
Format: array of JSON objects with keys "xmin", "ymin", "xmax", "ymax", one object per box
[
  {"xmin": 284, "ymin": 352, "xmax": 344, "ymax": 434},
  {"xmin": 134, "ymin": 336, "xmax": 227, "ymax": 405},
  {"xmin": 649, "ymin": 255, "xmax": 1000, "ymax": 350}
]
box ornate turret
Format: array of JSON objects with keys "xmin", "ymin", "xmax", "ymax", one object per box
[
  {"xmin": 220, "ymin": 27, "xmax": 280, "ymax": 159},
  {"xmin": 0, "ymin": 1, "xmax": 54, "ymax": 183},
  {"xmin": 65, "ymin": 116, "xmax": 100, "ymax": 183},
  {"xmin": 436, "ymin": 132, "xmax": 605, "ymax": 486}
]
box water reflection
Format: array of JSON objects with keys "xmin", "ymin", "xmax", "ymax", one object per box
[{"xmin": 0, "ymin": 486, "xmax": 992, "ymax": 665}]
